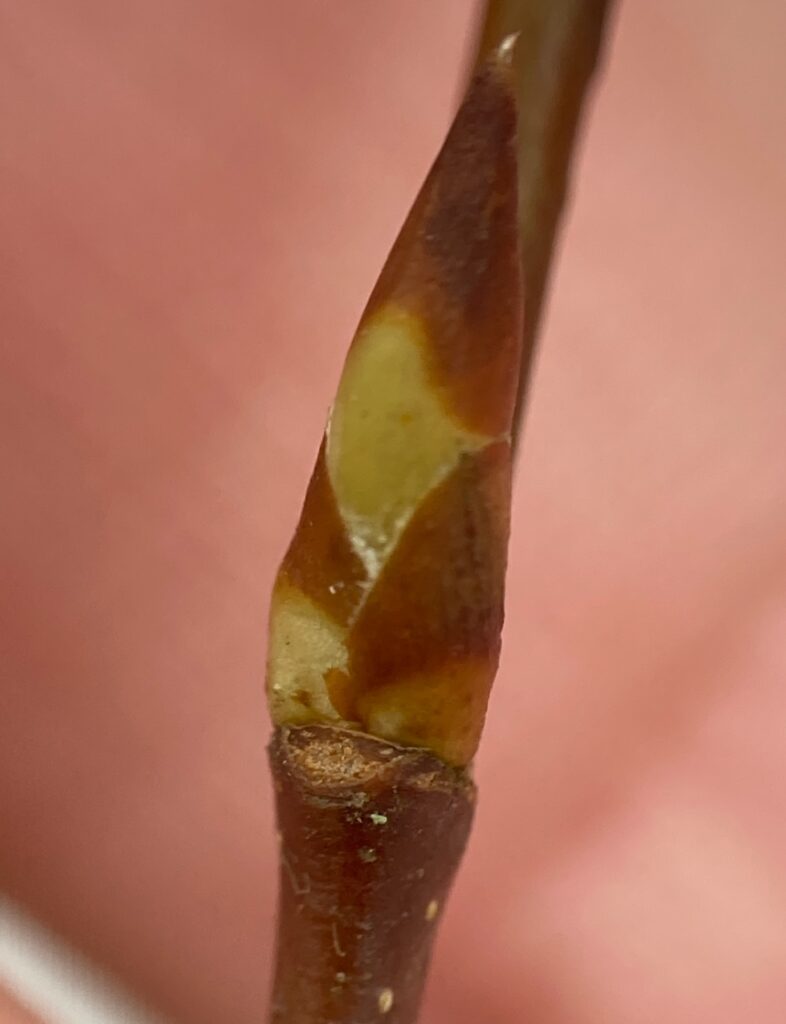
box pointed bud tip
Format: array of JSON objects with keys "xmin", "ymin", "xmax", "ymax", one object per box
[
  {"xmin": 355, "ymin": 29, "xmax": 522, "ymax": 438},
  {"xmin": 496, "ymin": 32, "xmax": 520, "ymax": 67}
]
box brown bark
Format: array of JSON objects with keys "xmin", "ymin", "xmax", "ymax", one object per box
[
  {"xmin": 470, "ymin": 0, "xmax": 615, "ymax": 443},
  {"xmin": 268, "ymin": 725, "xmax": 475, "ymax": 1024}
]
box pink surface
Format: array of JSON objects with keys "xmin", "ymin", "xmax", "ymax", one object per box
[
  {"xmin": 1, "ymin": 2, "xmax": 785, "ymax": 1022},
  {"xmin": 0, "ymin": 989, "xmax": 42, "ymax": 1024}
]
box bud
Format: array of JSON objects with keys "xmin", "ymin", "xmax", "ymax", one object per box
[{"xmin": 267, "ymin": 46, "xmax": 522, "ymax": 766}]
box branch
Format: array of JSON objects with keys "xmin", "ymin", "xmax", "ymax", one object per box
[
  {"xmin": 471, "ymin": 0, "xmax": 615, "ymax": 443},
  {"xmin": 268, "ymin": 727, "xmax": 474, "ymax": 1022}
]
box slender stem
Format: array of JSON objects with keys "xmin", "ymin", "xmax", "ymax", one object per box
[
  {"xmin": 470, "ymin": 0, "xmax": 615, "ymax": 444},
  {"xmin": 268, "ymin": 727, "xmax": 474, "ymax": 1023}
]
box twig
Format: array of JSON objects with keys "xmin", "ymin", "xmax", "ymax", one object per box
[
  {"xmin": 268, "ymin": 728, "xmax": 474, "ymax": 1022},
  {"xmin": 471, "ymin": 0, "xmax": 615, "ymax": 443}
]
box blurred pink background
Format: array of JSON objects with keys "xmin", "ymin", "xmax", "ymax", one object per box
[
  {"xmin": 1, "ymin": 1, "xmax": 785, "ymax": 1022},
  {"xmin": 0, "ymin": 992, "xmax": 39, "ymax": 1024}
]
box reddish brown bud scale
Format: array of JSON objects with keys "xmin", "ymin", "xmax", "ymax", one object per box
[
  {"xmin": 349, "ymin": 442, "xmax": 512, "ymax": 764},
  {"xmin": 278, "ymin": 441, "xmax": 369, "ymax": 628},
  {"xmin": 360, "ymin": 54, "xmax": 522, "ymax": 437}
]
